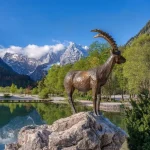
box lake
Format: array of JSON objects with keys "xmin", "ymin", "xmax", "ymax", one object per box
[{"xmin": 0, "ymin": 102, "xmax": 126, "ymax": 150}]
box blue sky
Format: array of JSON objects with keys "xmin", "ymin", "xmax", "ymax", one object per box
[{"xmin": 0, "ymin": 0, "xmax": 150, "ymax": 47}]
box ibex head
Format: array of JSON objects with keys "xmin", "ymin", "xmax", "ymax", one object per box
[{"xmin": 91, "ymin": 29, "xmax": 126, "ymax": 64}]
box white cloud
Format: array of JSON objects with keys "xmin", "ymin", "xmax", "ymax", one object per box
[
  {"xmin": 0, "ymin": 44, "xmax": 65, "ymax": 59},
  {"xmin": 23, "ymin": 44, "xmax": 50, "ymax": 59},
  {"xmin": 82, "ymin": 46, "xmax": 89, "ymax": 50},
  {"xmin": 49, "ymin": 44, "xmax": 65, "ymax": 53},
  {"xmin": 0, "ymin": 45, "xmax": 22, "ymax": 58},
  {"xmin": 0, "ymin": 41, "xmax": 89, "ymax": 59}
]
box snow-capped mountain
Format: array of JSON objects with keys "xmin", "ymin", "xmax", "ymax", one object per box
[
  {"xmin": 39, "ymin": 50, "xmax": 65, "ymax": 65},
  {"xmin": 60, "ymin": 42, "xmax": 88, "ymax": 65},
  {"xmin": 3, "ymin": 53, "xmax": 40, "ymax": 75},
  {"xmin": 30, "ymin": 62, "xmax": 60, "ymax": 81},
  {"xmin": 30, "ymin": 63, "xmax": 49, "ymax": 81},
  {"xmin": 0, "ymin": 42, "xmax": 88, "ymax": 81},
  {"xmin": 1, "ymin": 51, "xmax": 64, "ymax": 78}
]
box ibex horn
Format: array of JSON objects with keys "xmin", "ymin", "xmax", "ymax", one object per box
[{"xmin": 91, "ymin": 29, "xmax": 118, "ymax": 52}]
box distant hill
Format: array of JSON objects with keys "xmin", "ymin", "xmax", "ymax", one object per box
[
  {"xmin": 0, "ymin": 58, "xmax": 35, "ymax": 87},
  {"xmin": 126, "ymin": 20, "xmax": 150, "ymax": 46}
]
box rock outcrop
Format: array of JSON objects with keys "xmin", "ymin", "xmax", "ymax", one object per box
[{"xmin": 5, "ymin": 112, "xmax": 127, "ymax": 150}]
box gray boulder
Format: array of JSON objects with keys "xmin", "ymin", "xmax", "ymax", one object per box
[{"xmin": 5, "ymin": 112, "xmax": 127, "ymax": 150}]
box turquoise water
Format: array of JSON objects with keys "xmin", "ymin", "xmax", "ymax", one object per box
[{"xmin": 0, "ymin": 102, "xmax": 126, "ymax": 150}]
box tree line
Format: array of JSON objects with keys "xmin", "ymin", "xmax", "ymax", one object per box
[
  {"xmin": 0, "ymin": 83, "xmax": 32, "ymax": 95},
  {"xmin": 1, "ymin": 34, "xmax": 149, "ymax": 100},
  {"xmin": 35, "ymin": 34, "xmax": 150, "ymax": 99}
]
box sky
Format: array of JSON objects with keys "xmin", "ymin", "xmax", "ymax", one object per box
[{"xmin": 0, "ymin": 0, "xmax": 150, "ymax": 49}]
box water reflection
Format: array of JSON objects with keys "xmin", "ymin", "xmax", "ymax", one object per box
[
  {"xmin": 33, "ymin": 102, "xmax": 92, "ymax": 124},
  {"xmin": 0, "ymin": 102, "xmax": 126, "ymax": 148}
]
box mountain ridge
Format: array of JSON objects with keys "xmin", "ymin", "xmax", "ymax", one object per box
[
  {"xmin": 126, "ymin": 20, "xmax": 150, "ymax": 46},
  {"xmin": 1, "ymin": 42, "xmax": 88, "ymax": 81},
  {"xmin": 0, "ymin": 58, "xmax": 34, "ymax": 87}
]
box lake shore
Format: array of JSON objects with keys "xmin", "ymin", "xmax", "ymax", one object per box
[{"xmin": 0, "ymin": 93, "xmax": 131, "ymax": 112}]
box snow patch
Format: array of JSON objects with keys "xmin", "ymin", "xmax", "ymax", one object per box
[{"xmin": 43, "ymin": 62, "xmax": 60, "ymax": 71}]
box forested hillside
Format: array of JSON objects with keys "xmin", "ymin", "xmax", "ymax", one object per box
[
  {"xmin": 0, "ymin": 58, "xmax": 35, "ymax": 88},
  {"xmin": 36, "ymin": 33, "xmax": 150, "ymax": 99}
]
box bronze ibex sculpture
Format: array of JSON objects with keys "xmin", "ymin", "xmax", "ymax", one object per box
[{"xmin": 64, "ymin": 29, "xmax": 126, "ymax": 115}]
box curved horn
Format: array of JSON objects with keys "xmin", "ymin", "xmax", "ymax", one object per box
[{"xmin": 91, "ymin": 29, "xmax": 118, "ymax": 52}]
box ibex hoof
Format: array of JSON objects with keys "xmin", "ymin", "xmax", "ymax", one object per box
[
  {"xmin": 72, "ymin": 110, "xmax": 77, "ymax": 114},
  {"xmin": 92, "ymin": 111, "xmax": 97, "ymax": 116},
  {"xmin": 97, "ymin": 111, "xmax": 102, "ymax": 116}
]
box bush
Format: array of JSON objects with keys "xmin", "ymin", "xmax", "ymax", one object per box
[
  {"xmin": 125, "ymin": 93, "xmax": 150, "ymax": 150},
  {"xmin": 39, "ymin": 88, "xmax": 49, "ymax": 99},
  {"xmin": 31, "ymin": 87, "xmax": 38, "ymax": 95},
  {"xmin": 3, "ymin": 93, "xmax": 12, "ymax": 98}
]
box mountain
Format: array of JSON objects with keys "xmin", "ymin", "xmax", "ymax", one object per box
[
  {"xmin": 0, "ymin": 58, "xmax": 34, "ymax": 87},
  {"xmin": 3, "ymin": 53, "xmax": 40, "ymax": 75},
  {"xmin": 1, "ymin": 50, "xmax": 65, "ymax": 81},
  {"xmin": 126, "ymin": 20, "xmax": 150, "ymax": 46},
  {"xmin": 1, "ymin": 42, "xmax": 88, "ymax": 81},
  {"xmin": 39, "ymin": 50, "xmax": 64, "ymax": 65},
  {"xmin": 30, "ymin": 62, "xmax": 60, "ymax": 81},
  {"xmin": 29, "ymin": 51, "xmax": 64, "ymax": 81},
  {"xmin": 30, "ymin": 64, "xmax": 48, "ymax": 81},
  {"xmin": 60, "ymin": 42, "xmax": 88, "ymax": 65}
]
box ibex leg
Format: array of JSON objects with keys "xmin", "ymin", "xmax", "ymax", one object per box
[
  {"xmin": 97, "ymin": 88, "xmax": 102, "ymax": 116},
  {"xmin": 68, "ymin": 89, "xmax": 76, "ymax": 114},
  {"xmin": 92, "ymin": 87, "xmax": 97, "ymax": 115}
]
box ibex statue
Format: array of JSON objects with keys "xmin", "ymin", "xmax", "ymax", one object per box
[{"xmin": 64, "ymin": 29, "xmax": 126, "ymax": 115}]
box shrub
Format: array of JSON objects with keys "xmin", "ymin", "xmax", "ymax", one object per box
[
  {"xmin": 125, "ymin": 93, "xmax": 150, "ymax": 150},
  {"xmin": 3, "ymin": 93, "xmax": 12, "ymax": 98},
  {"xmin": 31, "ymin": 87, "xmax": 38, "ymax": 95},
  {"xmin": 39, "ymin": 88, "xmax": 49, "ymax": 99}
]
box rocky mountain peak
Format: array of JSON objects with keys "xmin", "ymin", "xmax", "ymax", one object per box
[
  {"xmin": 3, "ymin": 53, "xmax": 40, "ymax": 75},
  {"xmin": 60, "ymin": 42, "xmax": 88, "ymax": 65}
]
